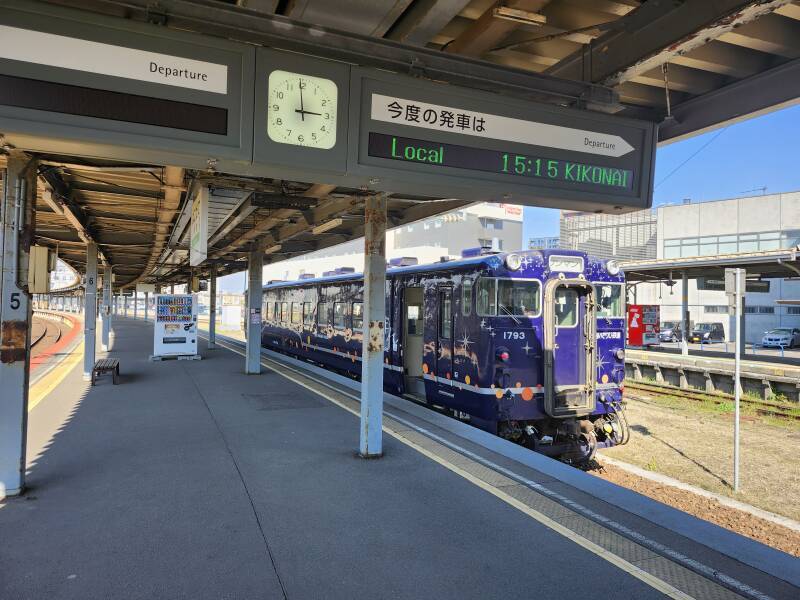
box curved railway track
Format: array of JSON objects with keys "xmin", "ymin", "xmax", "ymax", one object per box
[
  {"xmin": 625, "ymin": 380, "xmax": 800, "ymax": 423},
  {"xmin": 31, "ymin": 316, "xmax": 65, "ymax": 358}
]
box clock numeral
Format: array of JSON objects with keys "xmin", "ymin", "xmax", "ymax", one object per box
[
  {"xmin": 277, "ymin": 91, "xmax": 284, "ymax": 99},
  {"xmin": 272, "ymin": 104, "xmax": 279, "ymax": 111},
  {"xmin": 321, "ymin": 100, "xmax": 327, "ymax": 106},
  {"xmin": 298, "ymin": 134, "xmax": 304, "ymax": 143},
  {"xmin": 299, "ymin": 81, "xmax": 306, "ymax": 89},
  {"xmin": 320, "ymin": 126, "xmax": 326, "ymax": 132},
  {"xmin": 325, "ymin": 113, "xmax": 330, "ymax": 120},
  {"xmin": 276, "ymin": 118, "xmax": 282, "ymax": 125},
  {"xmin": 312, "ymin": 133, "xmax": 317, "ymax": 140}
]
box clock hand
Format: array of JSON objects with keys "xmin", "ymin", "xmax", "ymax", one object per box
[
  {"xmin": 295, "ymin": 109, "xmax": 322, "ymax": 117},
  {"xmin": 299, "ymin": 78, "xmax": 305, "ymax": 122}
]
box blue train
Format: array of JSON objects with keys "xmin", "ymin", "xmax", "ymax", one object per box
[{"xmin": 261, "ymin": 248, "xmax": 629, "ymax": 464}]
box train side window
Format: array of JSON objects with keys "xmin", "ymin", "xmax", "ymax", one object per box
[
  {"xmin": 273, "ymin": 302, "xmax": 279, "ymax": 321},
  {"xmin": 302, "ymin": 302, "xmax": 314, "ymax": 325},
  {"xmin": 333, "ymin": 302, "xmax": 348, "ymax": 328},
  {"xmin": 291, "ymin": 302, "xmax": 301, "ymax": 324},
  {"xmin": 497, "ymin": 279, "xmax": 541, "ymax": 317},
  {"xmin": 318, "ymin": 302, "xmax": 328, "ymax": 326},
  {"xmin": 352, "ymin": 302, "xmax": 364, "ymax": 330},
  {"xmin": 439, "ymin": 290, "xmax": 452, "ymax": 339},
  {"xmin": 462, "ymin": 278, "xmax": 472, "ymax": 316},
  {"xmin": 476, "ymin": 278, "xmax": 497, "ymax": 316},
  {"xmin": 280, "ymin": 302, "xmax": 289, "ymax": 322}
]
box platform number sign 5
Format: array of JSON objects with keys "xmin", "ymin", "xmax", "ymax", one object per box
[{"xmin": 10, "ymin": 292, "xmax": 21, "ymax": 310}]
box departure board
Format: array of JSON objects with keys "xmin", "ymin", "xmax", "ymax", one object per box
[{"xmin": 367, "ymin": 133, "xmax": 634, "ymax": 191}]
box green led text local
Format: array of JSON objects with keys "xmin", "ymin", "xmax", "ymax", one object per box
[{"xmin": 390, "ymin": 137, "xmax": 444, "ymax": 164}]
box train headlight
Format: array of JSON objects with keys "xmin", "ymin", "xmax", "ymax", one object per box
[
  {"xmin": 505, "ymin": 253, "xmax": 523, "ymax": 271},
  {"xmin": 605, "ymin": 260, "xmax": 620, "ymax": 276},
  {"xmin": 615, "ymin": 349, "xmax": 625, "ymax": 361}
]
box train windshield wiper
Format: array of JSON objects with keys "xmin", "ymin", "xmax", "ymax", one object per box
[{"xmin": 499, "ymin": 303, "xmax": 521, "ymax": 325}]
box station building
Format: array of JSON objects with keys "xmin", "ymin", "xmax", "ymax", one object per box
[
  {"xmin": 262, "ymin": 203, "xmax": 523, "ymax": 282},
  {"xmin": 561, "ymin": 191, "xmax": 800, "ymax": 341}
]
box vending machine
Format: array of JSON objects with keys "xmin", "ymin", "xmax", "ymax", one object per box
[
  {"xmin": 151, "ymin": 294, "xmax": 200, "ymax": 359},
  {"xmin": 627, "ymin": 304, "xmax": 660, "ymax": 347}
]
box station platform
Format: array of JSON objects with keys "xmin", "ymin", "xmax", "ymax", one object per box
[{"xmin": 1, "ymin": 317, "xmax": 798, "ymax": 600}]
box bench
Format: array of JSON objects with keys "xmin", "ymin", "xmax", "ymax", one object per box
[{"xmin": 92, "ymin": 358, "xmax": 120, "ymax": 386}]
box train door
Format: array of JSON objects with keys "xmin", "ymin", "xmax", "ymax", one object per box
[
  {"xmin": 543, "ymin": 280, "xmax": 596, "ymax": 418},
  {"xmin": 402, "ymin": 286, "xmax": 425, "ymax": 396},
  {"xmin": 436, "ymin": 287, "xmax": 454, "ymax": 383}
]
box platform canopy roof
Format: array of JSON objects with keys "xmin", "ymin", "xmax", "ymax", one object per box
[
  {"xmin": 620, "ymin": 246, "xmax": 800, "ymax": 282},
  {"xmin": 3, "ymin": 0, "xmax": 800, "ymax": 289}
]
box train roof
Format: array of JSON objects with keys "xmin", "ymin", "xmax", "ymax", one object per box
[{"xmin": 262, "ymin": 248, "xmax": 594, "ymax": 291}]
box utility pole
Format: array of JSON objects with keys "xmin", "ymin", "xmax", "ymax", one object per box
[{"xmin": 725, "ymin": 268, "xmax": 745, "ymax": 492}]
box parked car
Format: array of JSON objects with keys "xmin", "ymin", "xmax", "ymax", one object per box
[
  {"xmin": 659, "ymin": 320, "xmax": 684, "ymax": 342},
  {"xmin": 761, "ymin": 328, "xmax": 800, "ymax": 348},
  {"xmin": 689, "ymin": 322, "xmax": 725, "ymax": 343}
]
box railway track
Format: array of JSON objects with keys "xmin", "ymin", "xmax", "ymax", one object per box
[
  {"xmin": 625, "ymin": 380, "xmax": 800, "ymax": 423},
  {"xmin": 31, "ymin": 316, "xmax": 64, "ymax": 358}
]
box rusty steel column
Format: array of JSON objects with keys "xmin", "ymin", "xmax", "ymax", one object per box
[
  {"xmin": 83, "ymin": 243, "xmax": 98, "ymax": 380},
  {"xmin": 245, "ymin": 245, "xmax": 264, "ymax": 374},
  {"xmin": 208, "ymin": 263, "xmax": 217, "ymax": 350},
  {"xmin": 359, "ymin": 193, "xmax": 387, "ymax": 458},
  {"xmin": 0, "ymin": 154, "xmax": 36, "ymax": 497}
]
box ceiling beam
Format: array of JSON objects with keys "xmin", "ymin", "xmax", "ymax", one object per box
[
  {"xmin": 658, "ymin": 56, "xmax": 800, "ymax": 144},
  {"xmin": 545, "ymin": 0, "xmax": 794, "ymax": 86},
  {"xmin": 68, "ymin": 180, "xmax": 163, "ymax": 199},
  {"xmin": 386, "ymin": 0, "xmax": 472, "ymax": 46}
]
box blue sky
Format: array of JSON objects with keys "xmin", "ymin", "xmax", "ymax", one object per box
[{"xmin": 523, "ymin": 103, "xmax": 800, "ymax": 242}]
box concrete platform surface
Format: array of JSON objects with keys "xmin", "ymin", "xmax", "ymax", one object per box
[{"xmin": 0, "ymin": 317, "xmax": 797, "ymax": 600}]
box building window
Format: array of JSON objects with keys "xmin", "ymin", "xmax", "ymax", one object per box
[
  {"xmin": 704, "ymin": 305, "xmax": 728, "ymax": 313},
  {"xmin": 480, "ymin": 217, "xmax": 503, "ymax": 230},
  {"xmin": 352, "ymin": 302, "xmax": 363, "ymax": 330},
  {"xmin": 787, "ymin": 306, "xmax": 800, "ymax": 315},
  {"xmin": 478, "ymin": 238, "xmax": 502, "ymax": 250},
  {"xmin": 462, "ymin": 279, "xmax": 473, "ymax": 316}
]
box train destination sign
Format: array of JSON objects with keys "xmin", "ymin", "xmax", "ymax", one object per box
[
  {"xmin": 368, "ymin": 133, "xmax": 634, "ymax": 191},
  {"xmin": 355, "ymin": 72, "xmax": 657, "ymax": 211}
]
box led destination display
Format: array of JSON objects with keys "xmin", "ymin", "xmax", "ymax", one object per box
[{"xmin": 367, "ymin": 133, "xmax": 634, "ymax": 191}]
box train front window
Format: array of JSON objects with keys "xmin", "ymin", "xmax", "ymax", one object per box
[
  {"xmin": 497, "ymin": 280, "xmax": 541, "ymax": 317},
  {"xmin": 555, "ymin": 288, "xmax": 578, "ymax": 327},
  {"xmin": 596, "ymin": 283, "xmax": 624, "ymax": 318}
]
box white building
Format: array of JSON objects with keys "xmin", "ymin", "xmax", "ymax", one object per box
[
  {"xmin": 632, "ymin": 191, "xmax": 800, "ymax": 342},
  {"xmin": 262, "ymin": 203, "xmax": 523, "ymax": 282}
]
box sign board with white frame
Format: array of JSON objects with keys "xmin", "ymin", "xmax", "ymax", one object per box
[{"xmin": 190, "ymin": 187, "xmax": 209, "ymax": 267}]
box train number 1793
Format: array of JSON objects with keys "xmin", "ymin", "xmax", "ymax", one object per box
[{"xmin": 503, "ymin": 331, "xmax": 526, "ymax": 340}]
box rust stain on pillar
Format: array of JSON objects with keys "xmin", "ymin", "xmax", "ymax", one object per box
[{"xmin": 0, "ymin": 321, "xmax": 28, "ymax": 363}]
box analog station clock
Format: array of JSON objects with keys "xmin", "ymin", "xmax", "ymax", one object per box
[{"xmin": 267, "ymin": 70, "xmax": 338, "ymax": 149}]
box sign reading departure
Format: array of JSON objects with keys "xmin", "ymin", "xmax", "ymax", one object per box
[{"xmin": 354, "ymin": 71, "xmax": 657, "ymax": 211}]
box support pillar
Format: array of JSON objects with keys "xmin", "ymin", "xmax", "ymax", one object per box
[
  {"xmin": 208, "ymin": 264, "xmax": 217, "ymax": 350},
  {"xmin": 738, "ymin": 296, "xmax": 746, "ymax": 355},
  {"xmin": 0, "ymin": 154, "xmax": 36, "ymax": 497},
  {"xmin": 101, "ymin": 265, "xmax": 112, "ymax": 351},
  {"xmin": 681, "ymin": 271, "xmax": 689, "ymax": 356},
  {"xmin": 133, "ymin": 290, "xmax": 138, "ymax": 320},
  {"xmin": 245, "ymin": 246, "xmax": 263, "ymax": 374},
  {"xmin": 83, "ymin": 244, "xmax": 98, "ymax": 381},
  {"xmin": 359, "ymin": 193, "xmax": 387, "ymax": 458},
  {"xmin": 144, "ymin": 291, "xmax": 149, "ymax": 321},
  {"xmin": 123, "ymin": 292, "xmax": 128, "ymax": 317}
]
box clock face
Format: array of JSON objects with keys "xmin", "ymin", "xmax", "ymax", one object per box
[{"xmin": 267, "ymin": 70, "xmax": 338, "ymax": 149}]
